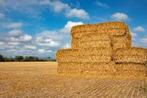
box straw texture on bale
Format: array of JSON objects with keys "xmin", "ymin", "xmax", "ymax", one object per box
[
  {"xmin": 57, "ymin": 62, "xmax": 146, "ymax": 77},
  {"xmin": 114, "ymin": 47, "xmax": 147, "ymax": 64},
  {"xmin": 57, "ymin": 55, "xmax": 111, "ymax": 63},
  {"xmin": 74, "ymin": 34, "xmax": 111, "ymax": 41},
  {"xmin": 71, "ymin": 34, "xmax": 112, "ymax": 49},
  {"xmin": 72, "ymin": 40, "xmax": 111, "ymax": 49},
  {"xmin": 57, "ymin": 48, "xmax": 112, "ymax": 57},
  {"xmin": 57, "ymin": 62, "xmax": 116, "ymax": 75},
  {"xmin": 111, "ymin": 33, "xmax": 131, "ymax": 50},
  {"xmin": 71, "ymin": 22, "xmax": 129, "ymax": 38},
  {"xmin": 115, "ymin": 63, "xmax": 147, "ymax": 77}
]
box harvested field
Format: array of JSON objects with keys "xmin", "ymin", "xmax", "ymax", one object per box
[{"xmin": 0, "ymin": 62, "xmax": 147, "ymax": 98}]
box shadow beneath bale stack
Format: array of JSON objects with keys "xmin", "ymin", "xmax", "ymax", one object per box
[{"xmin": 56, "ymin": 21, "xmax": 147, "ymax": 78}]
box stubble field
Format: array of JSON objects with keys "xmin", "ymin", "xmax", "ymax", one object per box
[{"xmin": 0, "ymin": 62, "xmax": 147, "ymax": 98}]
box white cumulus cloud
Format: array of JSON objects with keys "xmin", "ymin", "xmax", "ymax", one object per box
[
  {"xmin": 43, "ymin": 0, "xmax": 69, "ymax": 13},
  {"xmin": 60, "ymin": 21, "xmax": 83, "ymax": 33},
  {"xmin": 133, "ymin": 26, "xmax": 145, "ymax": 32},
  {"xmin": 66, "ymin": 8, "xmax": 89, "ymax": 19},
  {"xmin": 20, "ymin": 34, "xmax": 32, "ymax": 42},
  {"xmin": 8, "ymin": 29, "xmax": 32, "ymax": 42},
  {"xmin": 41, "ymin": 0, "xmax": 89, "ymax": 19},
  {"xmin": 112, "ymin": 12, "xmax": 128, "ymax": 21},
  {"xmin": 36, "ymin": 36, "xmax": 60, "ymax": 47},
  {"xmin": 63, "ymin": 43, "xmax": 70, "ymax": 48},
  {"xmin": 8, "ymin": 29, "xmax": 23, "ymax": 37}
]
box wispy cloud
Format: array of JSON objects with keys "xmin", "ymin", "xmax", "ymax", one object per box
[
  {"xmin": 0, "ymin": 13, "xmax": 5, "ymax": 19},
  {"xmin": 7, "ymin": 22, "xmax": 23, "ymax": 29},
  {"xmin": 40, "ymin": 0, "xmax": 69, "ymax": 13},
  {"xmin": 66, "ymin": 8, "xmax": 89, "ymax": 19},
  {"xmin": 96, "ymin": 1, "xmax": 109, "ymax": 8}
]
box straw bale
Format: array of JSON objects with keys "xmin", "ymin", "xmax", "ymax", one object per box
[
  {"xmin": 75, "ymin": 34, "xmax": 111, "ymax": 41},
  {"xmin": 57, "ymin": 62, "xmax": 116, "ymax": 74},
  {"xmin": 114, "ymin": 47, "xmax": 147, "ymax": 64},
  {"xmin": 71, "ymin": 40, "xmax": 111, "ymax": 49},
  {"xmin": 71, "ymin": 34, "xmax": 112, "ymax": 49},
  {"xmin": 56, "ymin": 49, "xmax": 79, "ymax": 56},
  {"xmin": 56, "ymin": 48, "xmax": 112, "ymax": 57},
  {"xmin": 111, "ymin": 33, "xmax": 131, "ymax": 41},
  {"xmin": 115, "ymin": 63, "xmax": 147, "ymax": 77},
  {"xmin": 71, "ymin": 22, "xmax": 129, "ymax": 38},
  {"xmin": 57, "ymin": 62, "xmax": 147, "ymax": 77},
  {"xmin": 72, "ymin": 29, "xmax": 128, "ymax": 39},
  {"xmin": 72, "ymin": 22, "xmax": 128, "ymax": 32},
  {"xmin": 112, "ymin": 41, "xmax": 131, "ymax": 51},
  {"xmin": 57, "ymin": 55, "xmax": 111, "ymax": 63},
  {"xmin": 115, "ymin": 47, "xmax": 147, "ymax": 56},
  {"xmin": 110, "ymin": 33, "xmax": 131, "ymax": 50}
]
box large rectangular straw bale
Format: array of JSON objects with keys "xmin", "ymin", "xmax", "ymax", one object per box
[
  {"xmin": 57, "ymin": 48, "xmax": 112, "ymax": 57},
  {"xmin": 72, "ymin": 29, "xmax": 128, "ymax": 39},
  {"xmin": 58, "ymin": 62, "xmax": 147, "ymax": 77},
  {"xmin": 57, "ymin": 62, "xmax": 116, "ymax": 75},
  {"xmin": 111, "ymin": 33, "xmax": 131, "ymax": 50},
  {"xmin": 74, "ymin": 34, "xmax": 111, "ymax": 41},
  {"xmin": 114, "ymin": 47, "xmax": 147, "ymax": 64},
  {"xmin": 71, "ymin": 22, "xmax": 129, "ymax": 38},
  {"xmin": 57, "ymin": 55, "xmax": 111, "ymax": 63},
  {"xmin": 115, "ymin": 63, "xmax": 147, "ymax": 77},
  {"xmin": 72, "ymin": 40, "xmax": 111, "ymax": 49},
  {"xmin": 56, "ymin": 48, "xmax": 112, "ymax": 63},
  {"xmin": 71, "ymin": 34, "xmax": 112, "ymax": 49}
]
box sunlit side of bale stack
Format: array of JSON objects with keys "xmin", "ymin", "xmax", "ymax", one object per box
[{"xmin": 56, "ymin": 22, "xmax": 147, "ymax": 77}]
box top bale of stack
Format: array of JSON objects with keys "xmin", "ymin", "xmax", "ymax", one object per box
[{"xmin": 71, "ymin": 22, "xmax": 129, "ymax": 38}]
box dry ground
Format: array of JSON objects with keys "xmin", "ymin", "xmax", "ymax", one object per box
[{"xmin": 0, "ymin": 62, "xmax": 147, "ymax": 98}]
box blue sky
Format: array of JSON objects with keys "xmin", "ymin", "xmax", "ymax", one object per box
[{"xmin": 0, "ymin": 0, "xmax": 147, "ymax": 58}]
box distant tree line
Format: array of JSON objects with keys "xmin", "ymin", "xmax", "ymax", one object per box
[{"xmin": 0, "ymin": 54, "xmax": 56, "ymax": 62}]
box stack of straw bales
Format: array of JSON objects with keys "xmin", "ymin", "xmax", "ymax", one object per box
[{"xmin": 56, "ymin": 22, "xmax": 147, "ymax": 77}]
